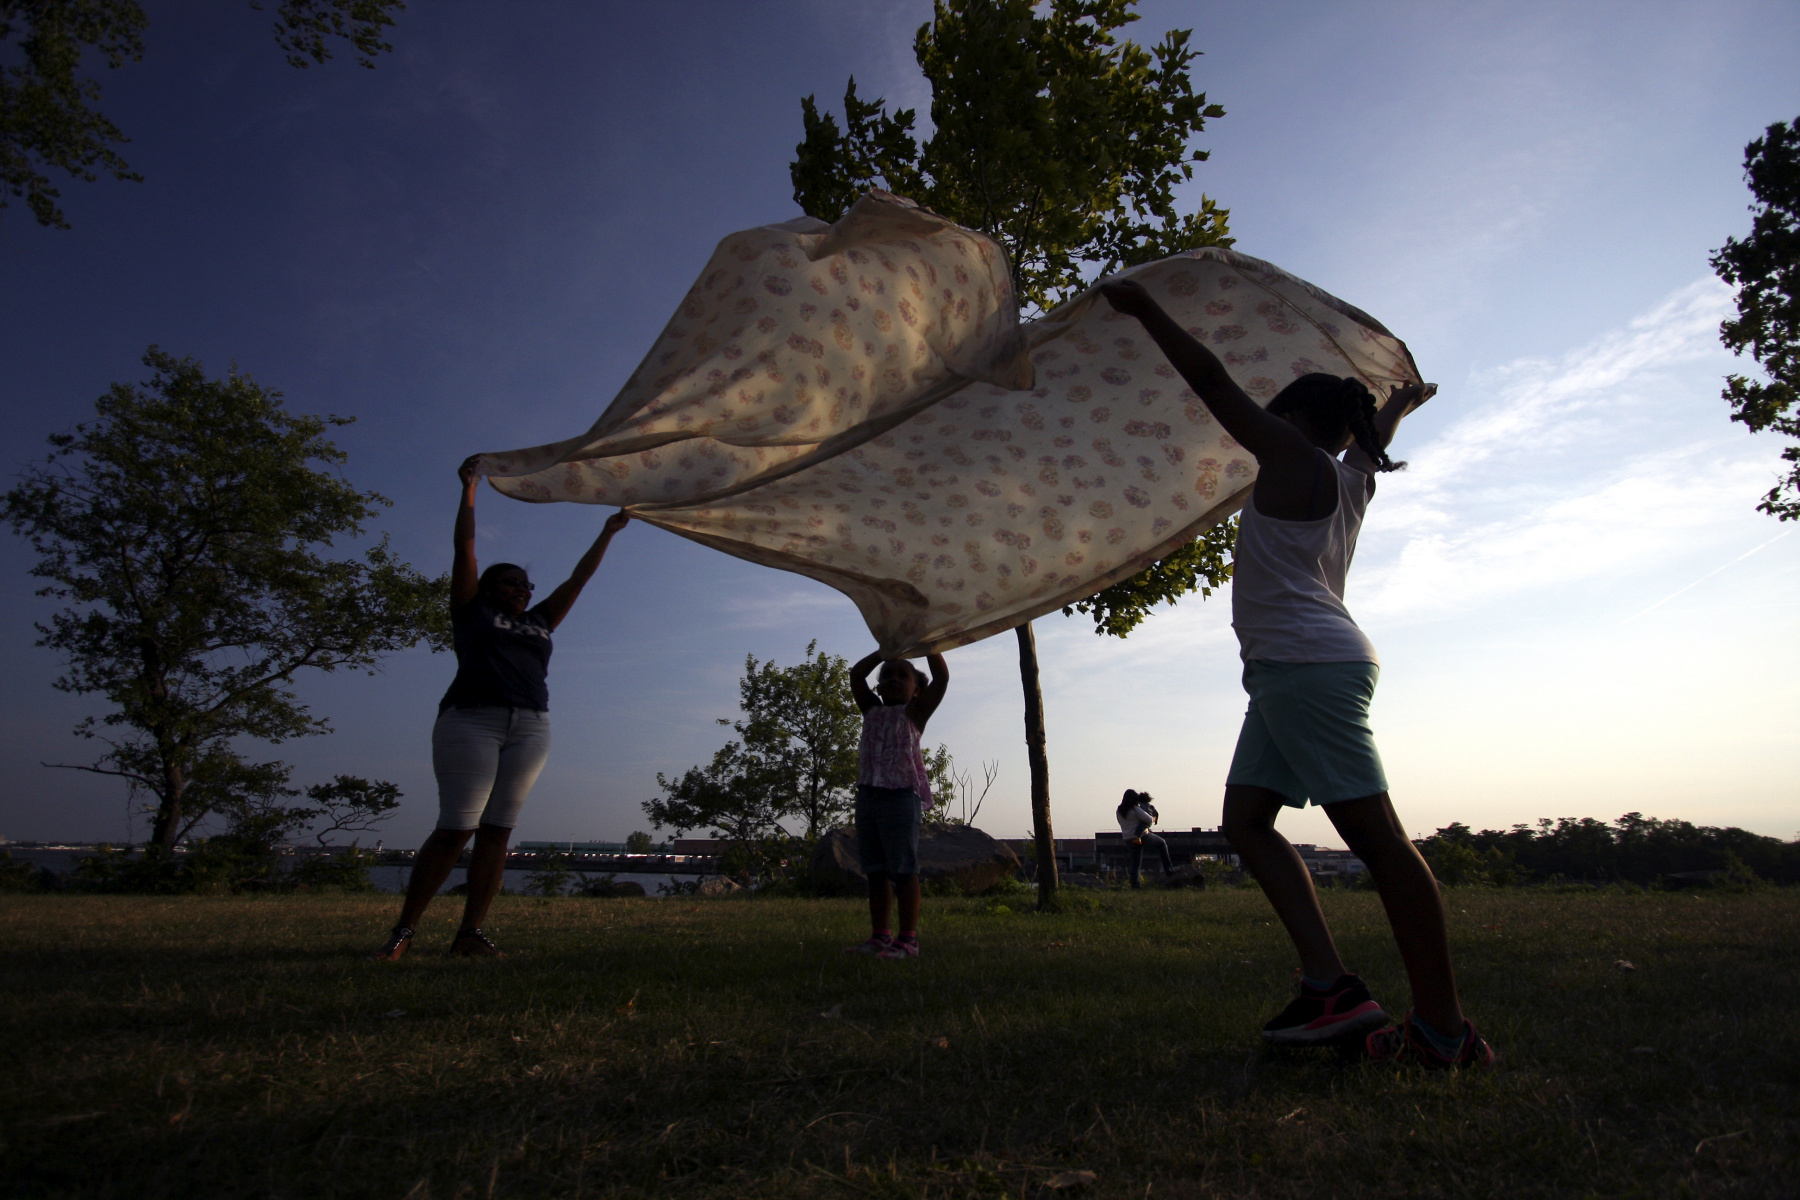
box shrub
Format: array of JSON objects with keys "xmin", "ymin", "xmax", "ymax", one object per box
[
  {"xmin": 287, "ymin": 847, "xmax": 377, "ymax": 892},
  {"xmin": 527, "ymin": 853, "xmax": 574, "ymax": 897},
  {"xmin": 1713, "ymin": 851, "xmax": 1771, "ymax": 893},
  {"xmin": 0, "ymin": 851, "xmax": 42, "ymax": 892}
]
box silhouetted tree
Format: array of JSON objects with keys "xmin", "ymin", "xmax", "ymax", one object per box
[
  {"xmin": 5, "ymin": 347, "xmax": 447, "ymax": 850},
  {"xmin": 1712, "ymin": 116, "xmax": 1800, "ymax": 519},
  {"xmin": 2, "ymin": 0, "xmax": 406, "ymax": 227},
  {"xmin": 644, "ymin": 642, "xmax": 866, "ymax": 875}
]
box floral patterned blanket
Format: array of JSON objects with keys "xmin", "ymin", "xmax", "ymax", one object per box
[{"xmin": 474, "ymin": 192, "xmax": 1422, "ymax": 654}]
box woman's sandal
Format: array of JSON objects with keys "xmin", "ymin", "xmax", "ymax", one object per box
[
  {"xmin": 369, "ymin": 925, "xmax": 414, "ymax": 962},
  {"xmin": 450, "ymin": 927, "xmax": 505, "ymax": 958}
]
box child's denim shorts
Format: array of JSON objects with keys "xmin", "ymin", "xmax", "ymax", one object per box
[
  {"xmin": 854, "ymin": 784, "xmax": 921, "ymax": 876},
  {"xmin": 1225, "ymin": 659, "xmax": 1388, "ymax": 808}
]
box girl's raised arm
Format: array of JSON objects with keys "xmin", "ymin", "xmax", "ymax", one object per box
[
  {"xmin": 1344, "ymin": 383, "xmax": 1433, "ymax": 477},
  {"xmin": 849, "ymin": 650, "xmax": 882, "ymax": 714},
  {"xmin": 450, "ymin": 457, "xmax": 482, "ymax": 612},
  {"xmin": 1098, "ymin": 280, "xmax": 1315, "ymax": 469},
  {"xmin": 911, "ymin": 652, "xmax": 949, "ymax": 731}
]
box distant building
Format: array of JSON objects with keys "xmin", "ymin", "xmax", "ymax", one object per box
[{"xmin": 1293, "ymin": 844, "xmax": 1365, "ymax": 878}]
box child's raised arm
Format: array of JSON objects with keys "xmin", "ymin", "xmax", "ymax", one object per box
[
  {"xmin": 910, "ymin": 652, "xmax": 949, "ymax": 731},
  {"xmin": 1344, "ymin": 382, "xmax": 1433, "ymax": 477},
  {"xmin": 1098, "ymin": 279, "xmax": 1314, "ymax": 468},
  {"xmin": 849, "ymin": 650, "xmax": 882, "ymax": 714}
]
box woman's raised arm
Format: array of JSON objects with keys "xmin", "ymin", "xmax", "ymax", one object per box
[
  {"xmin": 535, "ymin": 511, "xmax": 630, "ymax": 630},
  {"xmin": 450, "ymin": 457, "xmax": 482, "ymax": 612}
]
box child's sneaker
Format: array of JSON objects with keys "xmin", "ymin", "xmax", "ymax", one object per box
[
  {"xmin": 1365, "ymin": 1012, "xmax": 1497, "ymax": 1069},
  {"xmin": 842, "ymin": 933, "xmax": 893, "ymax": 955},
  {"xmin": 1261, "ymin": 972, "xmax": 1388, "ymax": 1045},
  {"xmin": 877, "ymin": 934, "xmax": 920, "ymax": 960}
]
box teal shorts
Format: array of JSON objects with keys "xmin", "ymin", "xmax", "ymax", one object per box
[{"xmin": 1225, "ymin": 659, "xmax": 1388, "ymax": 808}]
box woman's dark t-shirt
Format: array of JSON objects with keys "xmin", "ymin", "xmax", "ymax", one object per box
[{"xmin": 438, "ymin": 597, "xmax": 553, "ymax": 712}]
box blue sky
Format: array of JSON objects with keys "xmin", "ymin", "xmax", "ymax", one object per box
[{"xmin": 2, "ymin": 1, "xmax": 1796, "ymax": 849}]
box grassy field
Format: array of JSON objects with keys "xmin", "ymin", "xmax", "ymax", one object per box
[{"xmin": 2, "ymin": 887, "xmax": 1795, "ymax": 1199}]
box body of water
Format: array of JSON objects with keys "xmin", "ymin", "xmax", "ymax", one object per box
[
  {"xmin": 365, "ymin": 865, "xmax": 681, "ymax": 896},
  {"xmin": 3, "ymin": 847, "xmax": 681, "ymax": 897}
]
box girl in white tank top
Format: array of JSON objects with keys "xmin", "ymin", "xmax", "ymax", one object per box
[{"xmin": 1098, "ymin": 276, "xmax": 1495, "ymax": 1069}]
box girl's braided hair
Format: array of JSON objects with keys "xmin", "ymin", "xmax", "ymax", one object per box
[{"xmin": 1268, "ymin": 374, "xmax": 1406, "ymax": 472}]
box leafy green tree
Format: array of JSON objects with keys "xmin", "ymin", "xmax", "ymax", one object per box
[
  {"xmin": 791, "ymin": 0, "xmax": 1232, "ymax": 907},
  {"xmin": 624, "ymin": 829, "xmax": 655, "ymax": 854},
  {"xmin": 735, "ymin": 641, "xmax": 862, "ymax": 840},
  {"xmin": 1417, "ymin": 813, "xmax": 1800, "ymax": 886},
  {"xmin": 1712, "ymin": 117, "xmax": 1800, "ymax": 520},
  {"xmin": 645, "ymin": 741, "xmax": 791, "ymax": 876},
  {"xmin": 4, "ymin": 347, "xmax": 448, "ymax": 850},
  {"xmin": 1, "ymin": 0, "xmax": 405, "ymax": 228},
  {"xmin": 644, "ymin": 642, "xmax": 864, "ymax": 875}
]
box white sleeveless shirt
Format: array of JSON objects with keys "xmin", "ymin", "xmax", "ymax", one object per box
[{"xmin": 1230, "ymin": 451, "xmax": 1379, "ymax": 664}]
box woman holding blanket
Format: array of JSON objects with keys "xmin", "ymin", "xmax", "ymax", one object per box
[
  {"xmin": 1099, "ymin": 278, "xmax": 1493, "ymax": 1069},
  {"xmin": 370, "ymin": 457, "xmax": 629, "ymax": 961},
  {"xmin": 844, "ymin": 651, "xmax": 949, "ymax": 961}
]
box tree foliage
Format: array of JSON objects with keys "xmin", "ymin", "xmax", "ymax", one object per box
[
  {"xmin": 1711, "ymin": 116, "xmax": 1800, "ymax": 520},
  {"xmin": 4, "ymin": 347, "xmax": 448, "ymax": 849},
  {"xmin": 793, "ymin": 0, "xmax": 1230, "ymax": 314},
  {"xmin": 644, "ymin": 642, "xmax": 865, "ymax": 871},
  {"xmin": 304, "ymin": 773, "xmax": 401, "ymax": 847},
  {"xmin": 1416, "ymin": 813, "xmax": 1800, "ymax": 887},
  {"xmin": 791, "ymin": 0, "xmax": 1235, "ymax": 631},
  {"xmin": 734, "ymin": 641, "xmax": 863, "ymax": 840},
  {"xmin": 1, "ymin": 0, "xmax": 405, "ymax": 228},
  {"xmin": 1063, "ymin": 516, "xmax": 1235, "ymax": 636}
]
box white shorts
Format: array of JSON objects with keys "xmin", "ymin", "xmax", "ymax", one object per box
[{"xmin": 431, "ymin": 707, "xmax": 552, "ymax": 831}]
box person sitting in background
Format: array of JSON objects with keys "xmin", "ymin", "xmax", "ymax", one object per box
[{"xmin": 1117, "ymin": 789, "xmax": 1173, "ymax": 888}]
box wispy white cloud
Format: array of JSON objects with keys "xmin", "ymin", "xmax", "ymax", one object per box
[{"xmin": 1352, "ymin": 277, "xmax": 1758, "ymax": 621}]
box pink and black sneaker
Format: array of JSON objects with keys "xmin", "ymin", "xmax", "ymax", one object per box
[
  {"xmin": 1261, "ymin": 972, "xmax": 1389, "ymax": 1045},
  {"xmin": 843, "ymin": 932, "xmax": 894, "ymax": 955},
  {"xmin": 877, "ymin": 933, "xmax": 920, "ymax": 960},
  {"xmin": 1365, "ymin": 1012, "xmax": 1497, "ymax": 1069}
]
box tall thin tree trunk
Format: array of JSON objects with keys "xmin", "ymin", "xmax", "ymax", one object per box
[
  {"xmin": 1016, "ymin": 621, "xmax": 1058, "ymax": 909},
  {"xmin": 150, "ymin": 750, "xmax": 184, "ymax": 851}
]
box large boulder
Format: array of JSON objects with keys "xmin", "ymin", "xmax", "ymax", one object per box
[
  {"xmin": 695, "ymin": 874, "xmax": 741, "ymax": 896},
  {"xmin": 810, "ymin": 825, "xmax": 1020, "ymax": 894}
]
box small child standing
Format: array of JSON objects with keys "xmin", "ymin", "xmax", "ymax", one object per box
[{"xmin": 844, "ymin": 650, "xmax": 949, "ymax": 960}]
